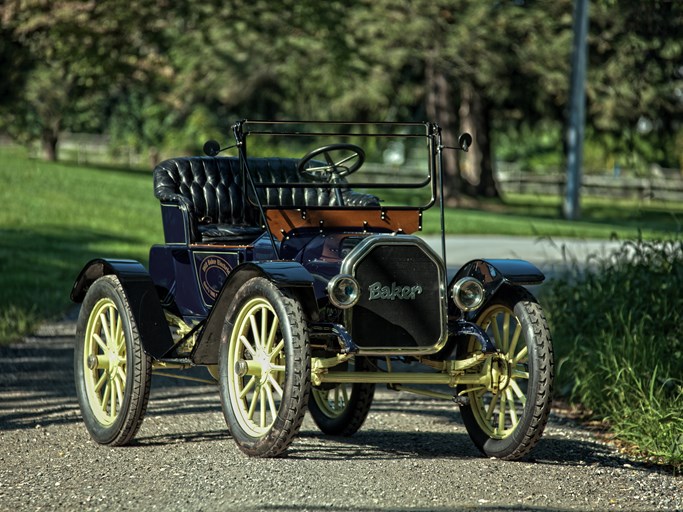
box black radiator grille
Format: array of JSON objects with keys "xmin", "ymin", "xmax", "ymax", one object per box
[{"xmin": 349, "ymin": 244, "xmax": 443, "ymax": 350}]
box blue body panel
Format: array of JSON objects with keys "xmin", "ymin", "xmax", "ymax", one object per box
[{"xmin": 71, "ymin": 234, "xmax": 545, "ymax": 364}]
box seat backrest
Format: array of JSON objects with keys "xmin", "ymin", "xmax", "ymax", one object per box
[
  {"xmin": 153, "ymin": 156, "xmax": 379, "ymax": 241},
  {"xmin": 153, "ymin": 156, "xmax": 342, "ymax": 221},
  {"xmin": 246, "ymin": 157, "xmax": 333, "ymax": 207},
  {"xmin": 153, "ymin": 156, "xmax": 258, "ymax": 226},
  {"xmin": 245, "ymin": 158, "xmax": 380, "ymax": 207}
]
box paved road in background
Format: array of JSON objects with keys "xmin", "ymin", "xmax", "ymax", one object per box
[
  {"xmin": 421, "ymin": 235, "xmax": 622, "ymax": 271},
  {"xmin": 2, "ymin": 236, "xmax": 681, "ymax": 512}
]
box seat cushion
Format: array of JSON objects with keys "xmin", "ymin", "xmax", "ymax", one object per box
[{"xmin": 198, "ymin": 224, "xmax": 265, "ymax": 244}]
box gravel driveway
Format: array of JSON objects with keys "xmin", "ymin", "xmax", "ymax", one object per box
[{"xmin": 1, "ymin": 321, "xmax": 680, "ymax": 512}]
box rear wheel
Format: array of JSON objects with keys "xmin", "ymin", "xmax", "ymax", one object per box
[
  {"xmin": 309, "ymin": 357, "xmax": 375, "ymax": 436},
  {"xmin": 219, "ymin": 278, "xmax": 310, "ymax": 457},
  {"xmin": 74, "ymin": 275, "xmax": 152, "ymax": 445},
  {"xmin": 458, "ymin": 286, "xmax": 554, "ymax": 460}
]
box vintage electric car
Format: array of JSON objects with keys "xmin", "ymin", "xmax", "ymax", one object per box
[{"xmin": 71, "ymin": 121, "xmax": 554, "ymax": 459}]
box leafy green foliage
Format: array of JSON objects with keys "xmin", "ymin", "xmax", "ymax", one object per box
[
  {"xmin": 544, "ymin": 237, "xmax": 683, "ymax": 468},
  {"xmin": 581, "ymin": 0, "xmax": 683, "ymax": 174},
  {"xmin": 3, "ymin": 1, "xmax": 680, "ymax": 190},
  {"xmin": 1, "ymin": 0, "xmax": 172, "ymax": 159}
]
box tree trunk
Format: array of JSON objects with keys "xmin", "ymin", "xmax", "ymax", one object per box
[
  {"xmin": 459, "ymin": 82, "xmax": 499, "ymax": 198},
  {"xmin": 149, "ymin": 147, "xmax": 161, "ymax": 169},
  {"xmin": 425, "ymin": 57, "xmax": 461, "ymax": 207},
  {"xmin": 41, "ymin": 129, "xmax": 59, "ymax": 162}
]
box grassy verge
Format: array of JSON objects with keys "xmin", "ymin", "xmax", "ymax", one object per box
[
  {"xmin": 542, "ymin": 238, "xmax": 683, "ymax": 470},
  {"xmin": 0, "ymin": 146, "xmax": 162, "ymax": 343},
  {"xmin": 423, "ymin": 193, "xmax": 683, "ymax": 238}
]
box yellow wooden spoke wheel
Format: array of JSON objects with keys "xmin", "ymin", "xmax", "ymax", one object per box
[
  {"xmin": 469, "ymin": 304, "xmax": 529, "ymax": 439},
  {"xmin": 458, "ymin": 286, "xmax": 553, "ymax": 460},
  {"xmin": 312, "ymin": 385, "xmax": 350, "ymax": 418},
  {"xmin": 227, "ymin": 297, "xmax": 287, "ymax": 437},
  {"xmin": 219, "ymin": 278, "xmax": 310, "ymax": 457},
  {"xmin": 308, "ymin": 357, "xmax": 375, "ymax": 436},
  {"xmin": 74, "ymin": 275, "xmax": 151, "ymax": 445},
  {"xmin": 83, "ymin": 297, "xmax": 127, "ymax": 426}
]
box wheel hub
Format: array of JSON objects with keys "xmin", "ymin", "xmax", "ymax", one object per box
[
  {"xmin": 234, "ymin": 349, "xmax": 276, "ymax": 384},
  {"xmin": 256, "ymin": 349, "xmax": 272, "ymax": 384},
  {"xmin": 489, "ymin": 355, "xmax": 512, "ymax": 394}
]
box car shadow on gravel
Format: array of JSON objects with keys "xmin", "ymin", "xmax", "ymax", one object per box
[
  {"xmin": 291, "ymin": 430, "xmax": 612, "ymax": 463},
  {"xmin": 131, "ymin": 428, "xmax": 231, "ymax": 446},
  {"xmin": 291, "ymin": 421, "xmax": 660, "ymax": 476},
  {"xmin": 0, "ymin": 341, "xmax": 671, "ymax": 478}
]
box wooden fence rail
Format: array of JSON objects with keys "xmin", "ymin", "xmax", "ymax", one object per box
[{"xmin": 495, "ymin": 172, "xmax": 683, "ymax": 202}]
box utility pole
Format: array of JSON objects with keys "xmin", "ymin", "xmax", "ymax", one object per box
[{"xmin": 564, "ymin": 0, "xmax": 589, "ymax": 221}]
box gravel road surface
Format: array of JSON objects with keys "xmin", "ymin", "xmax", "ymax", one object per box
[{"xmin": 1, "ymin": 319, "xmax": 680, "ymax": 512}]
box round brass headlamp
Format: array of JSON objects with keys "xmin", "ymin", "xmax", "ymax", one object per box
[
  {"xmin": 451, "ymin": 277, "xmax": 485, "ymax": 312},
  {"xmin": 327, "ymin": 274, "xmax": 361, "ymax": 309}
]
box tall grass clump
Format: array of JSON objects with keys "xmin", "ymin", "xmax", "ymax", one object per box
[{"xmin": 544, "ymin": 238, "xmax": 683, "ymax": 470}]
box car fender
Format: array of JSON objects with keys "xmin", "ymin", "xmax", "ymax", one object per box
[
  {"xmin": 449, "ymin": 258, "xmax": 544, "ymax": 316},
  {"xmin": 191, "ymin": 261, "xmax": 318, "ymax": 365},
  {"xmin": 70, "ymin": 258, "xmax": 174, "ymax": 359}
]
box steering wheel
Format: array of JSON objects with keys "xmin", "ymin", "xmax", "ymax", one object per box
[{"xmin": 297, "ymin": 143, "xmax": 365, "ymax": 178}]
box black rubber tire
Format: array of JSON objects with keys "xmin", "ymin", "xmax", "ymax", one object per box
[
  {"xmin": 308, "ymin": 357, "xmax": 375, "ymax": 436},
  {"xmin": 458, "ymin": 286, "xmax": 554, "ymax": 460},
  {"xmin": 219, "ymin": 277, "xmax": 310, "ymax": 457},
  {"xmin": 74, "ymin": 275, "xmax": 152, "ymax": 445}
]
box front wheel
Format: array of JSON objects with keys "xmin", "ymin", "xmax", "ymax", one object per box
[
  {"xmin": 219, "ymin": 278, "xmax": 310, "ymax": 457},
  {"xmin": 458, "ymin": 286, "xmax": 554, "ymax": 460},
  {"xmin": 74, "ymin": 275, "xmax": 152, "ymax": 445},
  {"xmin": 309, "ymin": 357, "xmax": 375, "ymax": 436}
]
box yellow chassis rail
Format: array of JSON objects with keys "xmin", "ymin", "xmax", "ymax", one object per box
[
  {"xmin": 309, "ymin": 352, "xmax": 510, "ymax": 395},
  {"xmin": 153, "ymin": 352, "xmax": 513, "ymax": 398}
]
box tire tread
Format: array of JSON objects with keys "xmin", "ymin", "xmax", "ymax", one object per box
[{"xmin": 75, "ymin": 275, "xmax": 152, "ymax": 446}]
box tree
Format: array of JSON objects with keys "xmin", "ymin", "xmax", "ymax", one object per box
[
  {"xmin": 0, "ymin": 24, "xmax": 30, "ymax": 109},
  {"xmin": 178, "ymin": 0, "xmax": 575, "ymax": 204},
  {"xmin": 0, "ymin": 0, "xmax": 172, "ymax": 160},
  {"xmin": 585, "ymin": 0, "xmax": 683, "ymax": 171},
  {"xmin": 3, "ymin": 0, "xmax": 678, "ymax": 185},
  {"xmin": 338, "ymin": 0, "xmax": 574, "ymax": 203}
]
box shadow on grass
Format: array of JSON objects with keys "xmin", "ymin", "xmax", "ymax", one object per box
[
  {"xmin": 34, "ymin": 154, "xmax": 154, "ymax": 177},
  {"xmin": 0, "ymin": 226, "xmax": 149, "ymax": 338}
]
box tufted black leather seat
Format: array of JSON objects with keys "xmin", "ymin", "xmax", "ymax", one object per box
[
  {"xmin": 153, "ymin": 157, "xmax": 262, "ymax": 244},
  {"xmin": 153, "ymin": 156, "xmax": 379, "ymax": 244}
]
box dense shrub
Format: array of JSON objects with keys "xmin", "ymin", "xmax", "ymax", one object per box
[{"xmin": 544, "ymin": 238, "xmax": 683, "ymax": 469}]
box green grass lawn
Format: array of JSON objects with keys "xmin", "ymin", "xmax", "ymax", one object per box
[
  {"xmin": 422, "ymin": 193, "xmax": 683, "ymax": 239},
  {"xmin": 1, "ymin": 144, "xmax": 682, "ymax": 342},
  {"xmin": 0, "ymin": 146, "xmax": 163, "ymax": 341}
]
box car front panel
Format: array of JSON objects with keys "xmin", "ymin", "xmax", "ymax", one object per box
[{"xmin": 341, "ymin": 235, "xmax": 447, "ymax": 355}]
